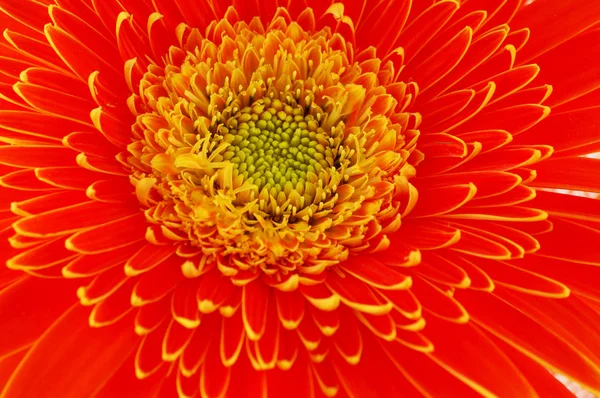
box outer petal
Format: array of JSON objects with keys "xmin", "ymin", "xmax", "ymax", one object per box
[{"xmin": 1, "ymin": 305, "xmax": 139, "ymax": 398}]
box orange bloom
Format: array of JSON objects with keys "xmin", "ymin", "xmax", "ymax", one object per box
[{"xmin": 1, "ymin": 0, "xmax": 600, "ymax": 396}]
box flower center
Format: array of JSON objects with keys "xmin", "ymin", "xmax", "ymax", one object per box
[
  {"xmin": 213, "ymin": 96, "xmax": 344, "ymax": 216},
  {"xmin": 125, "ymin": 15, "xmax": 421, "ymax": 278}
]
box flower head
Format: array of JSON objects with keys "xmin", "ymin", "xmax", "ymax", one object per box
[{"xmin": 1, "ymin": 0, "xmax": 600, "ymax": 397}]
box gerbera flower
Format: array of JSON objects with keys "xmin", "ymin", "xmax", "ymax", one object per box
[{"xmin": 1, "ymin": 0, "xmax": 599, "ymax": 396}]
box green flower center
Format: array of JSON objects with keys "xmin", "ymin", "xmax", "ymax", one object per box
[{"xmin": 214, "ymin": 95, "xmax": 345, "ymax": 212}]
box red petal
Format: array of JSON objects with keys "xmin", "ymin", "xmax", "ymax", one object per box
[
  {"xmin": 89, "ymin": 278, "xmax": 135, "ymax": 327},
  {"xmin": 300, "ymin": 283, "xmax": 339, "ymax": 311},
  {"xmin": 0, "ymin": 276, "xmax": 79, "ymax": 358},
  {"xmin": 242, "ymin": 279, "xmax": 270, "ymax": 341},
  {"xmin": 411, "ymin": 276, "xmax": 469, "ymax": 323},
  {"xmin": 220, "ymin": 311, "xmax": 245, "ymax": 366},
  {"xmin": 377, "ymin": 288, "xmax": 422, "ymax": 320},
  {"xmin": 162, "ymin": 318, "xmax": 194, "ymax": 362},
  {"xmin": 132, "ymin": 259, "xmax": 185, "ymax": 306},
  {"xmin": 380, "ymin": 337, "xmax": 483, "ymax": 397},
  {"xmin": 311, "ymin": 357, "xmax": 340, "ymax": 397},
  {"xmin": 14, "ymin": 82, "xmax": 95, "ymax": 124},
  {"xmin": 354, "ymin": 311, "xmax": 396, "ymax": 342},
  {"xmin": 0, "ymin": 0, "xmax": 49, "ymax": 33},
  {"xmin": 196, "ymin": 267, "xmax": 235, "ymax": 314},
  {"xmin": 496, "ymin": 288, "xmax": 600, "ymax": 369},
  {"xmin": 417, "ymin": 170, "xmax": 522, "ymax": 199},
  {"xmin": 34, "ymin": 166, "xmax": 102, "ymax": 190},
  {"xmin": 410, "ymin": 183, "xmax": 476, "ymax": 217},
  {"xmin": 340, "ymin": 256, "xmax": 412, "ymax": 290},
  {"xmin": 135, "ymin": 320, "xmax": 167, "ymax": 379},
  {"xmin": 66, "ymin": 213, "xmax": 146, "ymax": 254},
  {"xmin": 389, "ymin": 220, "xmax": 461, "ymax": 250},
  {"xmin": 0, "ymin": 145, "xmax": 76, "ymax": 168},
  {"xmin": 4, "ymin": 30, "xmax": 66, "ymax": 71},
  {"xmin": 0, "ymin": 169, "xmax": 57, "ymax": 191},
  {"xmin": 44, "ymin": 23, "xmax": 122, "ymax": 83},
  {"xmin": 512, "ymin": 0, "xmax": 600, "ymax": 63},
  {"xmin": 532, "ymin": 157, "xmax": 600, "ymax": 193},
  {"xmin": 63, "ymin": 131, "xmax": 119, "ymax": 159},
  {"xmin": 21, "ymin": 66, "xmax": 90, "ymax": 99},
  {"xmin": 480, "ymin": 64, "xmax": 541, "ymax": 107},
  {"xmin": 326, "ymin": 271, "xmax": 392, "ymax": 315},
  {"xmin": 7, "ymin": 236, "xmax": 76, "ymax": 270},
  {"xmin": 254, "ymin": 300, "xmax": 281, "ymax": 370},
  {"xmin": 274, "ymin": 289, "xmax": 305, "ymax": 330},
  {"xmin": 408, "ymin": 26, "xmax": 472, "ymax": 92},
  {"xmin": 124, "ymin": 243, "xmax": 177, "ymax": 276},
  {"xmin": 13, "ymin": 201, "xmax": 136, "ymax": 238},
  {"xmin": 2, "ymin": 305, "xmax": 138, "ymax": 398},
  {"xmin": 490, "ymin": 334, "xmax": 575, "ymax": 398},
  {"xmin": 534, "ymin": 217, "xmax": 600, "ymax": 266},
  {"xmin": 458, "ymin": 289, "xmax": 600, "ymax": 393},
  {"xmin": 426, "ymin": 25, "xmax": 509, "ymax": 99},
  {"xmin": 426, "ymin": 316, "xmax": 537, "ymax": 397},
  {"xmin": 134, "ymin": 298, "xmax": 169, "ymax": 336},
  {"xmin": 77, "ymin": 265, "xmax": 129, "ymax": 305},
  {"xmin": 415, "ymin": 252, "xmax": 471, "ymax": 288},
  {"xmin": 0, "ymin": 110, "xmax": 90, "ymax": 141},
  {"xmin": 180, "ymin": 313, "xmax": 219, "ymax": 376},
  {"xmin": 474, "ymin": 257, "xmax": 570, "ymax": 298},
  {"xmin": 200, "ymin": 335, "xmax": 232, "ymax": 398},
  {"xmin": 171, "ymin": 278, "xmax": 200, "ymax": 328},
  {"xmin": 11, "ymin": 190, "xmax": 87, "ymax": 215},
  {"xmin": 395, "ymin": 0, "xmax": 459, "ymax": 64},
  {"xmin": 332, "ymin": 307, "xmax": 362, "ymax": 365},
  {"xmin": 63, "ymin": 241, "xmax": 143, "ymax": 277}
]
